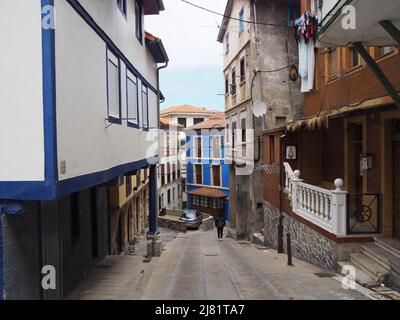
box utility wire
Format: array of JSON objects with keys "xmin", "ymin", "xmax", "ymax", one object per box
[{"xmin": 180, "ymin": 0, "xmax": 287, "ymax": 28}]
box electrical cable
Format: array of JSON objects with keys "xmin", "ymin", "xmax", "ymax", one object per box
[{"xmin": 180, "ymin": 0, "xmax": 287, "ymax": 28}]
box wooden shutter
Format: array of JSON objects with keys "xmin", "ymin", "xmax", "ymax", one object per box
[{"xmin": 107, "ymin": 50, "xmax": 120, "ymax": 119}]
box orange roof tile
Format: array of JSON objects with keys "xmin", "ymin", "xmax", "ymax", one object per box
[
  {"xmin": 188, "ymin": 187, "xmax": 227, "ymax": 198},
  {"xmin": 160, "ymin": 117, "xmax": 183, "ymax": 129},
  {"xmin": 186, "ymin": 118, "xmax": 225, "ymax": 130},
  {"xmin": 160, "ymin": 105, "xmax": 217, "ymax": 115}
]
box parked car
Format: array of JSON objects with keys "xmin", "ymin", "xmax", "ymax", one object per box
[{"xmin": 179, "ymin": 210, "xmax": 203, "ymax": 229}]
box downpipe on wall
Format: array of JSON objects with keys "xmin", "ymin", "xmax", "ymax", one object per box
[{"xmin": 278, "ymin": 134, "xmax": 286, "ymax": 254}]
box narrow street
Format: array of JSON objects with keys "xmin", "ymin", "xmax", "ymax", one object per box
[{"xmin": 69, "ymin": 229, "xmax": 370, "ymax": 300}]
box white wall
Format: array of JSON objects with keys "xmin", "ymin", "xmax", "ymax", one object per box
[
  {"xmin": 0, "ymin": 1, "xmax": 45, "ymax": 181},
  {"xmin": 55, "ymin": 0, "xmax": 159, "ymax": 180}
]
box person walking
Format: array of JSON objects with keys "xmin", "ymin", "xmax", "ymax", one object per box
[{"xmin": 215, "ymin": 216, "xmax": 226, "ymax": 241}]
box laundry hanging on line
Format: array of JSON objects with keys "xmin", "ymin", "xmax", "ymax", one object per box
[{"xmin": 295, "ymin": 12, "xmax": 318, "ymax": 93}]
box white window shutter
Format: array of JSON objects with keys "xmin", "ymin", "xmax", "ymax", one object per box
[
  {"xmin": 107, "ymin": 51, "xmax": 120, "ymax": 119},
  {"xmin": 127, "ymin": 74, "xmax": 138, "ymax": 125}
]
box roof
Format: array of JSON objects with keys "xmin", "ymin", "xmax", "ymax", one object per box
[
  {"xmin": 188, "ymin": 187, "xmax": 227, "ymax": 199},
  {"xmin": 210, "ymin": 112, "xmax": 225, "ymax": 120},
  {"xmin": 186, "ymin": 118, "xmax": 225, "ymax": 131},
  {"xmin": 160, "ymin": 105, "xmax": 217, "ymax": 116},
  {"xmin": 217, "ymin": 0, "xmax": 233, "ymax": 43},
  {"xmin": 160, "ymin": 117, "xmax": 183, "ymax": 129},
  {"xmin": 145, "ymin": 32, "xmax": 169, "ymax": 63}
]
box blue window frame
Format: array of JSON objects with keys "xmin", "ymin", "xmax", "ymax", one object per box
[
  {"xmin": 239, "ymin": 8, "xmax": 244, "ymax": 33},
  {"xmin": 117, "ymin": 0, "xmax": 127, "ymax": 17},
  {"xmin": 126, "ymin": 68, "xmax": 139, "ymax": 128},
  {"xmin": 106, "ymin": 48, "xmax": 122, "ymax": 124},
  {"xmin": 141, "ymin": 84, "xmax": 149, "ymax": 130}
]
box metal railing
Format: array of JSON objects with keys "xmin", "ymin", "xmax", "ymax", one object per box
[{"xmin": 346, "ymin": 193, "xmax": 382, "ymax": 235}]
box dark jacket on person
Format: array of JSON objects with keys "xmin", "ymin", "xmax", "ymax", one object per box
[{"xmin": 215, "ymin": 218, "xmax": 226, "ymax": 229}]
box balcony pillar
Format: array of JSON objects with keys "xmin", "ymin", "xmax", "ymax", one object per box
[{"xmin": 330, "ymin": 179, "xmax": 347, "ymax": 236}]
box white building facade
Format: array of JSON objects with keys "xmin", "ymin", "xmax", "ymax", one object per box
[{"xmin": 0, "ymin": 0, "xmax": 167, "ymax": 300}]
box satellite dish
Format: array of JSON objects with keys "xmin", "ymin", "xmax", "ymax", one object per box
[{"xmin": 252, "ymin": 101, "xmax": 267, "ymax": 118}]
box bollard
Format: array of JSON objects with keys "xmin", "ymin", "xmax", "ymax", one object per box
[{"xmin": 287, "ymin": 233, "xmax": 293, "ymax": 266}]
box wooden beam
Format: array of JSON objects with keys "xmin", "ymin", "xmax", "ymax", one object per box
[
  {"xmin": 354, "ymin": 42, "xmax": 400, "ymax": 109},
  {"xmin": 380, "ymin": 20, "xmax": 400, "ymax": 47}
]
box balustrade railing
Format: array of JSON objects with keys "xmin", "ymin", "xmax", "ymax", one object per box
[{"xmin": 284, "ymin": 162, "xmax": 347, "ymax": 236}]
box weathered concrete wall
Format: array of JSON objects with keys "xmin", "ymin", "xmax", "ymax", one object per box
[
  {"xmin": 200, "ymin": 216, "xmax": 214, "ymax": 232},
  {"xmin": 2, "ymin": 202, "xmax": 41, "ymax": 300},
  {"xmin": 263, "ymin": 201, "xmax": 337, "ymax": 271}
]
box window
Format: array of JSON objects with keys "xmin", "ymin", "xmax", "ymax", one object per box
[
  {"xmin": 127, "ymin": 70, "xmax": 138, "ymax": 127},
  {"xmin": 194, "ymin": 118, "xmax": 204, "ymax": 125},
  {"xmin": 225, "ymin": 75, "xmax": 229, "ymax": 95},
  {"xmin": 231, "ymin": 68, "xmax": 236, "ymax": 96},
  {"xmin": 117, "ymin": 0, "xmax": 127, "ymax": 17},
  {"xmin": 288, "ymin": 3, "xmax": 300, "ymax": 27},
  {"xmin": 167, "ymin": 189, "xmax": 171, "ymax": 204},
  {"xmin": 211, "ymin": 136, "xmax": 222, "ymax": 159},
  {"xmin": 269, "ymin": 136, "xmax": 275, "ymax": 164},
  {"xmin": 195, "ymin": 164, "xmax": 203, "ymax": 185},
  {"xmin": 226, "ymin": 123, "xmax": 230, "ymax": 143},
  {"xmin": 240, "ymin": 58, "xmax": 246, "ymax": 83},
  {"xmin": 193, "ymin": 195, "xmax": 200, "ymax": 206},
  {"xmin": 142, "ymin": 85, "xmax": 148, "ymax": 129},
  {"xmin": 161, "ymin": 164, "xmax": 165, "ymax": 186},
  {"xmin": 212, "ymin": 165, "xmax": 221, "ymax": 186},
  {"xmin": 378, "ymin": 47, "xmax": 392, "ymax": 57},
  {"xmin": 70, "ymin": 193, "xmax": 80, "ymax": 246},
  {"xmin": 135, "ymin": 0, "xmax": 143, "ymax": 44},
  {"xmin": 107, "ymin": 49, "xmax": 121, "ymax": 122},
  {"xmin": 241, "ymin": 116, "xmax": 246, "ymax": 157},
  {"xmin": 166, "ymin": 131, "xmax": 170, "ymax": 156},
  {"xmin": 182, "ymin": 179, "xmax": 186, "ymax": 192},
  {"xmin": 178, "ymin": 117, "xmax": 187, "ymax": 128},
  {"xmin": 350, "ymin": 48, "xmax": 360, "ymax": 68},
  {"xmin": 173, "ymin": 188, "xmax": 175, "ymax": 202},
  {"xmin": 328, "ymin": 48, "xmax": 338, "ymax": 78},
  {"xmin": 231, "ymin": 121, "xmax": 237, "ymax": 156},
  {"xmin": 239, "ymin": 8, "xmax": 244, "ymax": 33},
  {"xmin": 225, "ymin": 33, "xmax": 229, "ymax": 55},
  {"xmin": 159, "ymin": 195, "xmax": 162, "ymax": 212},
  {"xmin": 173, "ymin": 163, "xmax": 176, "ymax": 181},
  {"xmin": 167, "ymin": 163, "xmax": 171, "ymax": 184},
  {"xmin": 126, "ymin": 175, "xmax": 132, "ymax": 197},
  {"xmin": 195, "ymin": 137, "xmax": 202, "ymax": 158}
]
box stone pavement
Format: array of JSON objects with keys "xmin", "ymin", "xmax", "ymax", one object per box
[{"xmin": 68, "ymin": 229, "xmax": 372, "ymax": 300}]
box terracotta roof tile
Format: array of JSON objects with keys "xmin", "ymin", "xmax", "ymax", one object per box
[
  {"xmin": 160, "ymin": 117, "xmax": 183, "ymax": 129},
  {"xmin": 186, "ymin": 118, "xmax": 225, "ymax": 130},
  {"xmin": 188, "ymin": 187, "xmax": 227, "ymax": 198},
  {"xmin": 160, "ymin": 105, "xmax": 217, "ymax": 115}
]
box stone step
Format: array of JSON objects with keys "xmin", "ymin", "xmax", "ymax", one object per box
[
  {"xmin": 361, "ymin": 243, "xmax": 396, "ymax": 272},
  {"xmin": 375, "ymin": 239, "xmax": 400, "ymax": 260},
  {"xmin": 252, "ymin": 232, "xmax": 265, "ymax": 246},
  {"xmin": 337, "ymin": 261, "xmax": 381, "ymax": 288},
  {"xmin": 350, "ymin": 253, "xmax": 390, "ymax": 282}
]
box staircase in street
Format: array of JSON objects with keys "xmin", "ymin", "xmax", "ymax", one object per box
[{"xmin": 338, "ymin": 239, "xmax": 400, "ymax": 290}]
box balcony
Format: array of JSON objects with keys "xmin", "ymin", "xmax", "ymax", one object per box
[
  {"xmin": 284, "ymin": 163, "xmax": 381, "ymax": 236},
  {"xmin": 318, "ymin": 0, "xmax": 400, "ymax": 47}
]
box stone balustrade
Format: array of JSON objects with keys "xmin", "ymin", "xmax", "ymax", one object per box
[{"xmin": 284, "ymin": 163, "xmax": 347, "ymax": 236}]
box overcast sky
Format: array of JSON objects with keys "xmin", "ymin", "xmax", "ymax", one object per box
[{"xmin": 146, "ymin": 0, "xmax": 227, "ymax": 111}]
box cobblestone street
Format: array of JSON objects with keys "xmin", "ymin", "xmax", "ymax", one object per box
[{"xmin": 68, "ymin": 229, "xmax": 372, "ymax": 300}]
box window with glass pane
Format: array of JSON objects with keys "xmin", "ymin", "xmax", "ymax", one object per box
[
  {"xmin": 212, "ymin": 165, "xmax": 221, "ymax": 186},
  {"xmin": 195, "ymin": 164, "xmax": 202, "ymax": 184},
  {"xmin": 212, "ymin": 136, "xmax": 221, "ymax": 159},
  {"xmin": 195, "ymin": 137, "xmax": 202, "ymax": 158},
  {"xmin": 127, "ymin": 71, "xmax": 138, "ymax": 126}
]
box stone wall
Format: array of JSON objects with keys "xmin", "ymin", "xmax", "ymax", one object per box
[
  {"xmin": 200, "ymin": 216, "xmax": 214, "ymax": 232},
  {"xmin": 157, "ymin": 216, "xmax": 186, "ymax": 233},
  {"xmin": 263, "ymin": 201, "xmax": 337, "ymax": 271}
]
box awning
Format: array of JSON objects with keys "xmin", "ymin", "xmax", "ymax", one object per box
[
  {"xmin": 286, "ymin": 94, "xmax": 396, "ymax": 132},
  {"xmin": 188, "ymin": 187, "xmax": 227, "ymax": 199},
  {"xmin": 318, "ymin": 0, "xmax": 400, "ymax": 47}
]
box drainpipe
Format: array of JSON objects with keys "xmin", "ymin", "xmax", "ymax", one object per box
[{"xmin": 278, "ymin": 134, "xmax": 286, "ymax": 254}]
